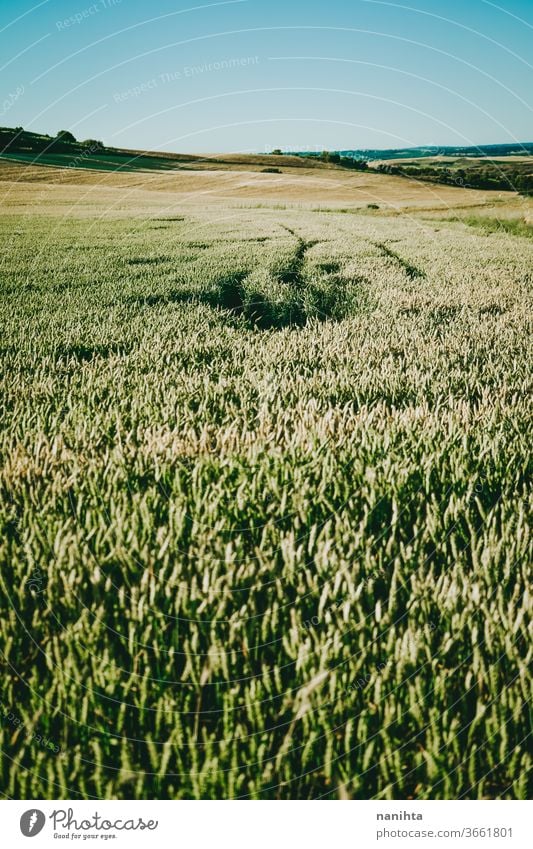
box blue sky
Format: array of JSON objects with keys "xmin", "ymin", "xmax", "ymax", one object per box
[{"xmin": 1, "ymin": 0, "xmax": 532, "ymax": 152}]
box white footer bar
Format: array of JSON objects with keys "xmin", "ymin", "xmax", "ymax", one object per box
[{"xmin": 2, "ymin": 799, "xmax": 530, "ymax": 848}]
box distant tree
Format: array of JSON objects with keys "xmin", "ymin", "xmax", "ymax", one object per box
[
  {"xmin": 342, "ymin": 157, "xmax": 368, "ymax": 171},
  {"xmin": 81, "ymin": 139, "xmax": 104, "ymax": 150},
  {"xmin": 517, "ymin": 174, "xmax": 533, "ymax": 195},
  {"xmin": 321, "ymin": 151, "xmax": 341, "ymax": 164},
  {"xmin": 56, "ymin": 130, "xmax": 76, "ymax": 143},
  {"xmin": 271, "ymin": 148, "xmax": 283, "ymax": 155}
]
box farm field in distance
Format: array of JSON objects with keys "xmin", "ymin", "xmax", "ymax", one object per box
[
  {"xmin": 371, "ymin": 155, "xmax": 533, "ymax": 197},
  {"xmin": 0, "ymin": 154, "xmax": 531, "ymax": 800}
]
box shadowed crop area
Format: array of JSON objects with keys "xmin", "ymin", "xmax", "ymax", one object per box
[{"xmin": 0, "ymin": 177, "xmax": 531, "ymax": 800}]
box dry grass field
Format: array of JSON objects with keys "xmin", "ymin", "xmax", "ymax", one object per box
[
  {"xmin": 0, "ymin": 155, "xmax": 513, "ymax": 210},
  {"xmin": 0, "ymin": 155, "xmax": 531, "ymax": 800}
]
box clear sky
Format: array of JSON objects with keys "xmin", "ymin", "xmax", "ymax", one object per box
[{"xmin": 1, "ymin": 0, "xmax": 532, "ymax": 153}]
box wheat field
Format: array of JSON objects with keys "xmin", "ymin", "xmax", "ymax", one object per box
[{"xmin": 0, "ymin": 161, "xmax": 531, "ymax": 799}]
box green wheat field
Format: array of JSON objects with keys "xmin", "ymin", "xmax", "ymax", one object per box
[{"xmin": 0, "ymin": 157, "xmax": 531, "ymax": 799}]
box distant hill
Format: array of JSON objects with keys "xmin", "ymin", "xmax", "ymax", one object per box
[
  {"xmin": 4, "ymin": 127, "xmax": 532, "ymax": 166},
  {"xmin": 297, "ymin": 143, "xmax": 533, "ymax": 161},
  {"xmin": 0, "ymin": 126, "xmax": 333, "ymax": 173},
  {"xmin": 288, "ymin": 143, "xmax": 533, "ymax": 195},
  {"xmin": 2, "ymin": 126, "xmax": 530, "ymax": 195}
]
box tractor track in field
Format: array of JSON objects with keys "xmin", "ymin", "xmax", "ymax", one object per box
[
  {"xmin": 278, "ymin": 225, "xmax": 320, "ymax": 287},
  {"xmin": 374, "ymin": 240, "xmax": 426, "ymax": 279},
  {"xmin": 125, "ymin": 224, "xmax": 366, "ymax": 330}
]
